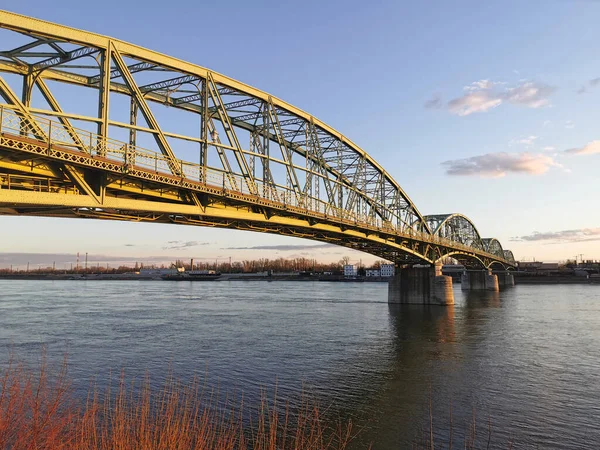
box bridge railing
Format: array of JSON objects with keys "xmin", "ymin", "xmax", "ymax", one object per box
[
  {"xmin": 0, "ymin": 106, "xmax": 384, "ymax": 223},
  {"xmin": 0, "ymin": 105, "xmax": 509, "ymax": 265}
]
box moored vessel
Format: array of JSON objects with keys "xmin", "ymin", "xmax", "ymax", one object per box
[{"xmin": 161, "ymin": 270, "xmax": 222, "ymax": 281}]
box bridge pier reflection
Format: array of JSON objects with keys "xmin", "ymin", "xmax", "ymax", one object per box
[{"xmin": 388, "ymin": 263, "xmax": 454, "ymax": 305}]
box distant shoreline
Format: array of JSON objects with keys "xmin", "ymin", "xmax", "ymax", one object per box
[
  {"xmin": 0, "ymin": 273, "xmax": 389, "ymax": 282},
  {"xmin": 0, "ymin": 273, "xmax": 598, "ymax": 285}
]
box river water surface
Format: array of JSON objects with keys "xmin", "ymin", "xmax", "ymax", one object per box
[{"xmin": 0, "ymin": 280, "xmax": 599, "ymax": 449}]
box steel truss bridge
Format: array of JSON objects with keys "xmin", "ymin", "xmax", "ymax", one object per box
[{"xmin": 0, "ymin": 11, "xmax": 515, "ymax": 269}]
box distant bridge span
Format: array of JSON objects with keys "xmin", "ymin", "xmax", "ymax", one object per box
[{"xmin": 0, "ymin": 11, "xmax": 514, "ymax": 269}]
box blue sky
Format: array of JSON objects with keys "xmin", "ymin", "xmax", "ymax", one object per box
[{"xmin": 1, "ymin": 0, "xmax": 600, "ymax": 267}]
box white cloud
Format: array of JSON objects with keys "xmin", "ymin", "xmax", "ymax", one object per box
[
  {"xmin": 222, "ymin": 244, "xmax": 334, "ymax": 251},
  {"xmin": 438, "ymin": 80, "xmax": 556, "ymax": 116},
  {"xmin": 162, "ymin": 240, "xmax": 210, "ymax": 250},
  {"xmin": 565, "ymin": 120, "xmax": 575, "ymax": 129},
  {"xmin": 511, "ymin": 228, "xmax": 600, "ymax": 243},
  {"xmin": 447, "ymin": 90, "xmax": 503, "ymax": 116},
  {"xmin": 503, "ymin": 82, "xmax": 555, "ymax": 108},
  {"xmin": 565, "ymin": 140, "xmax": 600, "ymax": 156},
  {"xmin": 543, "ymin": 146, "xmax": 555, "ymax": 151},
  {"xmin": 442, "ymin": 152, "xmax": 561, "ymax": 177},
  {"xmin": 463, "ymin": 79, "xmax": 504, "ymax": 91},
  {"xmin": 510, "ymin": 135, "xmax": 538, "ymax": 147}
]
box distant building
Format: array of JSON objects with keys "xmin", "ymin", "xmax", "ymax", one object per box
[
  {"xmin": 517, "ymin": 261, "xmax": 559, "ymax": 273},
  {"xmin": 517, "ymin": 261, "xmax": 543, "ymax": 272},
  {"xmin": 380, "ymin": 264, "xmax": 395, "ymax": 277},
  {"xmin": 365, "ymin": 269, "xmax": 380, "ymax": 277},
  {"xmin": 343, "ymin": 264, "xmax": 357, "ymax": 277}
]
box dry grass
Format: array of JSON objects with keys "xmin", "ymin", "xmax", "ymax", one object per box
[
  {"xmin": 411, "ymin": 399, "xmax": 514, "ymax": 450},
  {"xmin": 0, "ymin": 356, "xmax": 355, "ymax": 450}
]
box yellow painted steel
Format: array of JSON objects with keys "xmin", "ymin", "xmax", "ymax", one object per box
[
  {"xmin": 0, "ymin": 11, "xmax": 515, "ymax": 267},
  {"xmin": 0, "ymin": 189, "xmax": 483, "ymax": 265},
  {"xmin": 0, "ymin": 9, "xmax": 424, "ymax": 228}
]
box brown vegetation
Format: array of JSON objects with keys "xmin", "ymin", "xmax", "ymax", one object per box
[
  {"xmin": 0, "ymin": 356, "xmax": 355, "ymax": 450},
  {"xmin": 411, "ymin": 400, "xmax": 511, "ymax": 450},
  {"xmin": 0, "ymin": 256, "xmax": 392, "ymax": 275}
]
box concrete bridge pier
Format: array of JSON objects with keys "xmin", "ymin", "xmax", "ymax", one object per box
[
  {"xmin": 388, "ymin": 263, "xmax": 454, "ymax": 305},
  {"xmin": 494, "ymin": 271, "xmax": 515, "ymax": 288},
  {"xmin": 461, "ymin": 269, "xmax": 499, "ymax": 291}
]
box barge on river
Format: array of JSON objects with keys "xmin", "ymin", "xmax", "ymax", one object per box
[{"xmin": 161, "ymin": 270, "xmax": 222, "ymax": 281}]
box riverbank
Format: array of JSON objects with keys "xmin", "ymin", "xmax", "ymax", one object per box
[
  {"xmin": 1, "ymin": 272, "xmax": 600, "ymax": 284},
  {"xmin": 0, "ymin": 272, "xmax": 392, "ymax": 282}
]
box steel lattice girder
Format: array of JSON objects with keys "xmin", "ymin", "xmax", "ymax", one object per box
[
  {"xmin": 425, "ymin": 213, "xmax": 485, "ymax": 250},
  {"xmin": 0, "ymin": 10, "xmax": 515, "ymax": 267},
  {"xmin": 0, "ymin": 11, "xmax": 426, "ymax": 231}
]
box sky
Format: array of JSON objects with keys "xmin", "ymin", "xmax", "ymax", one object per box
[{"xmin": 1, "ymin": 0, "xmax": 600, "ymax": 268}]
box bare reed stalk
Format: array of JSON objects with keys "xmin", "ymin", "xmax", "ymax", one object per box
[
  {"xmin": 0, "ymin": 358, "xmax": 355, "ymax": 450},
  {"xmin": 0, "ymin": 352, "xmax": 76, "ymax": 450},
  {"xmin": 412, "ymin": 401, "xmax": 511, "ymax": 450}
]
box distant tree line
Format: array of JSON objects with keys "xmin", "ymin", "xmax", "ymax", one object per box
[
  {"xmin": 175, "ymin": 256, "xmax": 390, "ymax": 274},
  {"xmin": 0, "ymin": 256, "xmax": 391, "ymax": 274}
]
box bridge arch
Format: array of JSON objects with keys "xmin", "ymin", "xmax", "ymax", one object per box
[
  {"xmin": 438, "ymin": 251, "xmax": 487, "ymax": 269},
  {"xmin": 503, "ymin": 250, "xmax": 516, "ymax": 264},
  {"xmin": 489, "ymin": 261, "xmax": 510, "ymax": 271},
  {"xmin": 425, "ymin": 213, "xmax": 485, "ymax": 251},
  {"xmin": 482, "ymin": 238, "xmax": 505, "ymax": 259}
]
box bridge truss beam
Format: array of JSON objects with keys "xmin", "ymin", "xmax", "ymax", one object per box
[{"xmin": 0, "ymin": 10, "xmax": 515, "ymax": 268}]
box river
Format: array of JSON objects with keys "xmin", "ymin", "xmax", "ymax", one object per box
[{"xmin": 0, "ymin": 280, "xmax": 599, "ymax": 449}]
